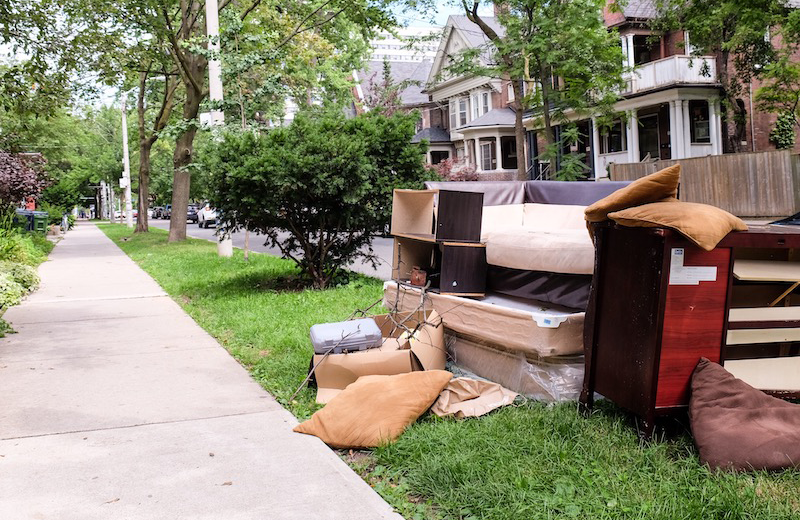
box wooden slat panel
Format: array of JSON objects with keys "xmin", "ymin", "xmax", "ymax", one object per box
[{"xmin": 609, "ymin": 151, "xmax": 800, "ymax": 217}]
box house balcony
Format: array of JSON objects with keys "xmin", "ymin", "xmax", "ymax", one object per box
[{"xmin": 623, "ymin": 55, "xmax": 718, "ymax": 95}]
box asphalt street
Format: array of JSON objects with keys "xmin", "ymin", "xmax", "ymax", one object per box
[{"xmin": 147, "ymin": 218, "xmax": 393, "ymax": 281}]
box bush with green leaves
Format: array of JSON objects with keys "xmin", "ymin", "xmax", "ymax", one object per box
[
  {"xmin": 770, "ymin": 112, "xmax": 797, "ymax": 150},
  {"xmin": 0, "ymin": 228, "xmax": 52, "ymax": 266},
  {"xmin": 0, "ymin": 272, "xmax": 25, "ymax": 309},
  {"xmin": 0, "ymin": 261, "xmax": 39, "ymax": 292},
  {"xmin": 205, "ymin": 110, "xmax": 436, "ymax": 289}
]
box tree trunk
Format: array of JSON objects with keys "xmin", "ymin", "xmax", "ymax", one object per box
[
  {"xmin": 136, "ymin": 139, "xmax": 153, "ymax": 233},
  {"xmin": 168, "ymin": 87, "xmax": 202, "ymax": 242},
  {"xmin": 512, "ymin": 80, "xmax": 527, "ymax": 180}
]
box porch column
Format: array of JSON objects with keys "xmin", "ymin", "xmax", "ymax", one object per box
[
  {"xmin": 709, "ymin": 100, "xmax": 721, "ymax": 155},
  {"xmin": 625, "ymin": 34, "xmax": 635, "ymax": 69},
  {"xmin": 474, "ymin": 139, "xmax": 481, "ymax": 172},
  {"xmin": 673, "ymin": 100, "xmax": 685, "ymax": 159},
  {"xmin": 591, "ymin": 117, "xmax": 602, "ymax": 179},
  {"xmin": 495, "ymin": 134, "xmax": 503, "ymax": 171},
  {"xmin": 668, "ymin": 100, "xmax": 680, "ymax": 160},
  {"xmin": 628, "ymin": 110, "xmax": 640, "ymax": 163},
  {"xmin": 682, "ymin": 100, "xmax": 692, "ymax": 157}
]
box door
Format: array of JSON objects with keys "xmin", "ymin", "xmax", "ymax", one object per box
[{"xmin": 639, "ymin": 114, "xmax": 660, "ymax": 161}]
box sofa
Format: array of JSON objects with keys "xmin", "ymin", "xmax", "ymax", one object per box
[{"xmin": 425, "ymin": 180, "xmax": 630, "ymax": 309}]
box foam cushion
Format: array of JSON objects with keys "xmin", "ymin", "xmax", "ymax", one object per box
[
  {"xmin": 523, "ymin": 203, "xmax": 588, "ymax": 232},
  {"xmin": 481, "ymin": 204, "xmax": 525, "ymax": 241},
  {"xmin": 607, "ymin": 201, "xmax": 747, "ymax": 251},
  {"xmin": 689, "ymin": 358, "xmax": 800, "ymax": 471},
  {"xmin": 584, "ymin": 164, "xmax": 681, "ymax": 222},
  {"xmin": 485, "ymin": 229, "xmax": 594, "ymax": 274},
  {"xmin": 293, "ymin": 370, "xmax": 452, "ymax": 448}
]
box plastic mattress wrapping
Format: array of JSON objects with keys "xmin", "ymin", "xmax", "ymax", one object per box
[
  {"xmin": 446, "ymin": 333, "xmax": 584, "ymax": 402},
  {"xmin": 383, "ymin": 282, "xmax": 585, "ymax": 402}
]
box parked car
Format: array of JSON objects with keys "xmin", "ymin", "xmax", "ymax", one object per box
[
  {"xmin": 187, "ymin": 204, "xmax": 199, "ymax": 223},
  {"xmin": 152, "ymin": 206, "xmax": 164, "ymax": 219},
  {"xmin": 197, "ymin": 203, "xmax": 217, "ymax": 228},
  {"xmin": 162, "ymin": 204, "xmax": 172, "ymax": 220}
]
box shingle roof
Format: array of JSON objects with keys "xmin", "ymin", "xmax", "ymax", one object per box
[
  {"xmin": 359, "ymin": 59, "xmax": 433, "ymax": 106},
  {"xmin": 461, "ymin": 107, "xmax": 516, "ymax": 129},
  {"xmin": 411, "ymin": 126, "xmax": 452, "ymax": 144},
  {"xmin": 622, "ymin": 0, "xmax": 657, "ymax": 20}
]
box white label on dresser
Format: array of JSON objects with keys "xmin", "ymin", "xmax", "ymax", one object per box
[{"xmin": 669, "ymin": 248, "xmax": 718, "ymax": 285}]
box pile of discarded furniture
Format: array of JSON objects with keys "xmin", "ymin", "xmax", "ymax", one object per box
[{"xmin": 295, "ymin": 165, "xmax": 800, "ymax": 472}]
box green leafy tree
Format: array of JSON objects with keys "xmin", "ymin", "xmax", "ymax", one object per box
[
  {"xmin": 203, "ymin": 110, "xmax": 433, "ymax": 288},
  {"xmin": 452, "ymin": 0, "xmax": 626, "ymax": 180}
]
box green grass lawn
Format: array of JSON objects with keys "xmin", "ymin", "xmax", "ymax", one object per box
[{"xmin": 99, "ymin": 224, "xmax": 800, "ymax": 520}]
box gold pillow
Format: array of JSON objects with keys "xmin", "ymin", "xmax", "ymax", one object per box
[
  {"xmin": 608, "ymin": 201, "xmax": 747, "ymax": 251},
  {"xmin": 293, "ymin": 370, "xmax": 452, "ymax": 448},
  {"xmin": 584, "ymin": 164, "xmax": 681, "ymax": 222}
]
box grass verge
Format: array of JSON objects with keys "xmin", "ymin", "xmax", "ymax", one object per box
[{"xmin": 99, "ymin": 224, "xmax": 800, "ymax": 520}]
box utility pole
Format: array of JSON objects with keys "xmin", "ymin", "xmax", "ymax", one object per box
[
  {"xmin": 121, "ymin": 99, "xmax": 134, "ymax": 228},
  {"xmin": 206, "ymin": 0, "xmax": 233, "ymax": 257}
]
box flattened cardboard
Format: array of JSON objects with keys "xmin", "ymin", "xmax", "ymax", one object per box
[{"xmin": 312, "ymin": 309, "xmax": 446, "ymax": 403}]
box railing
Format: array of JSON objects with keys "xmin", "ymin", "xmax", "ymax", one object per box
[{"xmin": 623, "ymin": 55, "xmax": 718, "ymax": 94}]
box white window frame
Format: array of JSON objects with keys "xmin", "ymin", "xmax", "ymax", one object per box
[
  {"xmin": 458, "ymin": 97, "xmax": 468, "ymax": 127},
  {"xmin": 600, "ymin": 119, "xmax": 628, "ymax": 154},
  {"xmin": 481, "ymin": 141, "xmax": 494, "ymax": 170},
  {"xmin": 449, "ymin": 99, "xmax": 456, "ymax": 129}
]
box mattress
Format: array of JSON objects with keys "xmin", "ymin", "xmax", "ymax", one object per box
[{"xmin": 383, "ymin": 281, "xmax": 585, "ymax": 357}]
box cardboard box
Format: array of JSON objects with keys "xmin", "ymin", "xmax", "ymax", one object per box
[{"xmin": 312, "ymin": 309, "xmax": 446, "ymax": 403}]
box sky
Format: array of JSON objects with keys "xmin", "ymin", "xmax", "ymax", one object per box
[{"xmin": 394, "ymin": 1, "xmax": 495, "ymax": 28}]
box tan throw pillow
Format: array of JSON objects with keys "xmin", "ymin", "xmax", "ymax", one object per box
[
  {"xmin": 608, "ymin": 201, "xmax": 747, "ymax": 251},
  {"xmin": 293, "ymin": 370, "xmax": 452, "ymax": 448},
  {"xmin": 584, "ymin": 164, "xmax": 681, "ymax": 222}
]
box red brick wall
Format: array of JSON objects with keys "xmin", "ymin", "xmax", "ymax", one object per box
[{"xmin": 663, "ymin": 30, "xmax": 686, "ymax": 58}]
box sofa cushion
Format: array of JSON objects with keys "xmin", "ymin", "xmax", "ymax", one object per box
[
  {"xmin": 523, "ymin": 203, "xmax": 588, "ymax": 232},
  {"xmin": 607, "ymin": 201, "xmax": 747, "ymax": 251},
  {"xmin": 293, "ymin": 370, "xmax": 453, "ymax": 449},
  {"xmin": 481, "ymin": 204, "xmax": 525, "ymax": 240},
  {"xmin": 689, "ymin": 358, "xmax": 800, "ymax": 471},
  {"xmin": 485, "ymin": 229, "xmax": 595, "ymax": 275},
  {"xmin": 584, "ymin": 164, "xmax": 681, "ymax": 222}
]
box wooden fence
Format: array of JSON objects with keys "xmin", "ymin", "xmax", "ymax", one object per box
[{"xmin": 609, "ymin": 150, "xmax": 800, "ymax": 218}]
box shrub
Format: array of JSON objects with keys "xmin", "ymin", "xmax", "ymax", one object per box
[
  {"xmin": 0, "ymin": 272, "xmax": 25, "ymax": 309},
  {"xmin": 770, "ymin": 112, "xmax": 797, "ymax": 150},
  {"xmin": 0, "ymin": 261, "xmax": 39, "ymax": 292},
  {"xmin": 0, "ymin": 229, "xmax": 50, "ymax": 266},
  {"xmin": 206, "ymin": 110, "xmax": 435, "ymax": 289},
  {"xmin": 426, "ymin": 158, "xmax": 478, "ymax": 181}
]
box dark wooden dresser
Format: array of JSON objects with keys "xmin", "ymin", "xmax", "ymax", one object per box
[{"xmin": 581, "ymin": 223, "xmax": 800, "ymax": 436}]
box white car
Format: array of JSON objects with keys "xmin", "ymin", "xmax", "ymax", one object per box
[{"xmin": 197, "ymin": 203, "xmax": 218, "ymax": 228}]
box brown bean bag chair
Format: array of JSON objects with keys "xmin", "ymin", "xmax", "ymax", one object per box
[{"xmin": 689, "ymin": 358, "xmax": 800, "ymax": 471}]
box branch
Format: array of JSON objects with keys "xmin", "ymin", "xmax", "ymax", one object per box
[
  {"xmin": 162, "ymin": 4, "xmax": 204, "ymax": 94},
  {"xmin": 274, "ymin": 0, "xmax": 337, "ymax": 50}
]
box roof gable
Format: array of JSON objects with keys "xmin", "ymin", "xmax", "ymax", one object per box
[{"xmin": 427, "ymin": 15, "xmax": 503, "ymax": 89}]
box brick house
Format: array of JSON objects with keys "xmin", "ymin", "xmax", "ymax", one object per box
[{"xmin": 413, "ymin": 1, "xmax": 800, "ymax": 180}]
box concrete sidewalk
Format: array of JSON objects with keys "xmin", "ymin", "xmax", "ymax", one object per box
[{"xmin": 0, "ymin": 223, "xmax": 401, "ymax": 520}]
